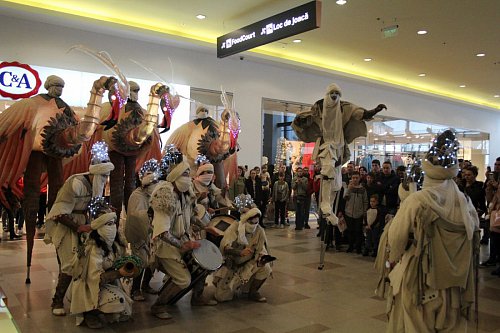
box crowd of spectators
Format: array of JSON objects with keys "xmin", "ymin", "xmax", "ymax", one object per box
[{"xmin": 233, "ymin": 156, "xmax": 500, "ymax": 276}]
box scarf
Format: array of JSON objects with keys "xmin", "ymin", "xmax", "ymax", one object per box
[
  {"xmin": 322, "ymin": 83, "xmax": 344, "ymax": 147},
  {"xmin": 89, "ymin": 162, "xmax": 114, "ymax": 197},
  {"xmin": 90, "ymin": 212, "xmax": 117, "ymax": 248},
  {"xmin": 166, "ymin": 161, "xmax": 190, "ymax": 183},
  {"xmin": 237, "ymin": 208, "xmax": 261, "ymax": 245},
  {"xmin": 196, "ymin": 163, "xmax": 214, "ymax": 176},
  {"xmin": 421, "ymin": 161, "xmax": 478, "ymax": 239}
]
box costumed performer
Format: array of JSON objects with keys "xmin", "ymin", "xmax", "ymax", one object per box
[
  {"xmin": 383, "ymin": 130, "xmax": 479, "ymax": 332},
  {"xmin": 166, "ymin": 99, "xmax": 240, "ymax": 190},
  {"xmin": 100, "ymin": 81, "xmax": 171, "ymax": 222},
  {"xmin": 149, "ymin": 153, "xmax": 212, "ymax": 320},
  {"xmin": 292, "ymin": 83, "xmax": 386, "ymax": 226},
  {"xmin": 125, "ymin": 158, "xmax": 161, "ymax": 301},
  {"xmin": 45, "ymin": 141, "xmax": 114, "ymax": 316},
  {"xmin": 67, "ymin": 196, "xmax": 136, "ymax": 329},
  {"xmin": 193, "ymin": 155, "xmax": 231, "ymax": 215},
  {"xmin": 0, "ymin": 74, "xmax": 122, "ymax": 283},
  {"xmin": 214, "ymin": 207, "xmax": 274, "ymax": 303}
]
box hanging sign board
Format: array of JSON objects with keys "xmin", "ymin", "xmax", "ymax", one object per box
[
  {"xmin": 0, "ymin": 61, "xmax": 42, "ymax": 100},
  {"xmin": 217, "ymin": 0, "xmax": 321, "ymax": 58}
]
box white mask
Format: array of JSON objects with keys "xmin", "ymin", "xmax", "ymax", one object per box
[
  {"xmin": 47, "ymin": 85, "xmax": 63, "ymax": 98},
  {"xmin": 245, "ymin": 222, "xmax": 258, "ymax": 234},
  {"xmin": 197, "ymin": 110, "xmax": 209, "ymax": 119},
  {"xmin": 175, "ymin": 176, "xmax": 191, "ymax": 193},
  {"xmin": 144, "ymin": 182, "xmax": 158, "ymax": 196},
  {"xmin": 97, "ymin": 223, "xmax": 117, "ymax": 248},
  {"xmin": 129, "ymin": 91, "xmax": 139, "ymax": 102},
  {"xmin": 141, "ymin": 173, "xmax": 157, "ymax": 187},
  {"xmin": 197, "ymin": 174, "xmax": 213, "ymax": 186}
]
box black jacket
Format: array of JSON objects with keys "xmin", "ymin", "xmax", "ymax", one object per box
[
  {"xmin": 245, "ymin": 177, "xmax": 263, "ymax": 204},
  {"xmin": 464, "ymin": 180, "xmax": 487, "ymax": 216},
  {"xmin": 380, "ymin": 171, "xmax": 400, "ymax": 212}
]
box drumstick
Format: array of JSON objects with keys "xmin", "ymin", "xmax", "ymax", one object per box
[{"xmin": 211, "ymin": 206, "xmax": 235, "ymax": 212}]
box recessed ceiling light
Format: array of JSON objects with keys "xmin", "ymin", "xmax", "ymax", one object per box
[
  {"xmin": 417, "ymin": 30, "xmax": 428, "ymax": 35},
  {"xmin": 418, "ymin": 73, "xmax": 426, "ymax": 77},
  {"xmin": 494, "ymin": 95, "xmax": 500, "ymax": 98},
  {"xmin": 476, "ymin": 53, "xmax": 486, "ymax": 57},
  {"xmin": 364, "ymin": 58, "xmax": 372, "ymax": 62},
  {"xmin": 459, "ymin": 85, "xmax": 466, "ymax": 88},
  {"xmin": 336, "ymin": 0, "xmax": 347, "ymax": 5},
  {"xmin": 292, "ymin": 39, "xmax": 302, "ymax": 43},
  {"xmin": 196, "ymin": 14, "xmax": 206, "ymax": 20}
]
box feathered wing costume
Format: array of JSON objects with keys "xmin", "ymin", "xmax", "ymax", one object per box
[
  {"xmin": 0, "ymin": 96, "xmax": 44, "ymax": 204},
  {"xmin": 0, "ymin": 46, "xmax": 130, "ymax": 283},
  {"xmin": 94, "ymin": 82, "xmax": 171, "ymax": 221},
  {"xmin": 166, "ymin": 92, "xmax": 240, "ymax": 189},
  {"xmin": 0, "ymin": 79, "xmax": 116, "ymax": 284}
]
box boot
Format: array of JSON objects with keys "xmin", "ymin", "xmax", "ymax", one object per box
[
  {"xmin": 191, "ymin": 279, "xmax": 217, "ymax": 306},
  {"xmin": 8, "ymin": 214, "xmax": 21, "ymax": 240},
  {"xmin": 141, "ymin": 267, "xmax": 155, "ymax": 293},
  {"xmin": 191, "ymin": 289, "xmax": 218, "ymax": 306},
  {"xmin": 131, "ymin": 271, "xmax": 144, "ymax": 301},
  {"xmin": 132, "ymin": 290, "xmax": 145, "ymax": 302},
  {"xmin": 84, "ymin": 310, "xmax": 103, "ymax": 329},
  {"xmin": 248, "ymin": 278, "xmax": 267, "ymax": 303},
  {"xmin": 151, "ymin": 283, "xmax": 183, "ymax": 319},
  {"xmin": 52, "ymin": 273, "xmax": 72, "ymax": 316}
]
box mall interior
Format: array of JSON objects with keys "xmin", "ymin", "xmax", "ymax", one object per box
[{"xmin": 0, "ymin": 1, "xmax": 499, "ymax": 332}]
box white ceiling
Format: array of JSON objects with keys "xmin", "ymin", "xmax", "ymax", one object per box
[{"xmin": 1, "ymin": 0, "xmax": 499, "ymax": 110}]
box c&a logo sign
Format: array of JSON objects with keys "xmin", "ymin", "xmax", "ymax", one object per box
[{"xmin": 0, "ymin": 61, "xmax": 42, "ymax": 100}]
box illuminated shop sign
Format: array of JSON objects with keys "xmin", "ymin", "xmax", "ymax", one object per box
[
  {"xmin": 217, "ymin": 0, "xmax": 321, "ymax": 58},
  {"xmin": 0, "ymin": 61, "xmax": 42, "ymax": 99}
]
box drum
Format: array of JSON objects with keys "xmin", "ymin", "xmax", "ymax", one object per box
[
  {"xmin": 195, "ymin": 204, "xmax": 211, "ymax": 227},
  {"xmin": 206, "ymin": 214, "xmax": 238, "ymax": 246},
  {"xmin": 164, "ymin": 239, "xmax": 223, "ymax": 305},
  {"xmin": 190, "ymin": 239, "xmax": 223, "ymax": 271}
]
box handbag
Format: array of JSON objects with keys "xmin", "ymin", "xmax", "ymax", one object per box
[
  {"xmin": 337, "ymin": 215, "xmax": 347, "ymax": 233},
  {"xmin": 490, "ymin": 210, "xmax": 500, "ymax": 233},
  {"xmin": 266, "ymin": 202, "xmax": 275, "ymax": 221}
]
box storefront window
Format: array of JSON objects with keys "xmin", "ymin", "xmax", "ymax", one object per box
[{"xmin": 262, "ymin": 98, "xmax": 311, "ymax": 169}]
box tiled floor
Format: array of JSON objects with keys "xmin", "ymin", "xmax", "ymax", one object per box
[{"xmin": 1, "ymin": 220, "xmax": 499, "ymax": 333}]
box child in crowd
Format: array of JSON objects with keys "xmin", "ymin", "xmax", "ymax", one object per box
[
  {"xmin": 363, "ymin": 194, "xmax": 386, "ymax": 257},
  {"xmin": 272, "ymin": 172, "xmax": 289, "ymax": 228},
  {"xmin": 344, "ymin": 171, "xmax": 368, "ymax": 253},
  {"xmin": 259, "ymin": 165, "xmax": 272, "ymax": 225}
]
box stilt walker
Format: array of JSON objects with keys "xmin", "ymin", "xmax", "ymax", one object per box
[
  {"xmin": 0, "ymin": 73, "xmax": 125, "ymax": 284},
  {"xmin": 292, "ymin": 83, "xmax": 386, "ymax": 268}
]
